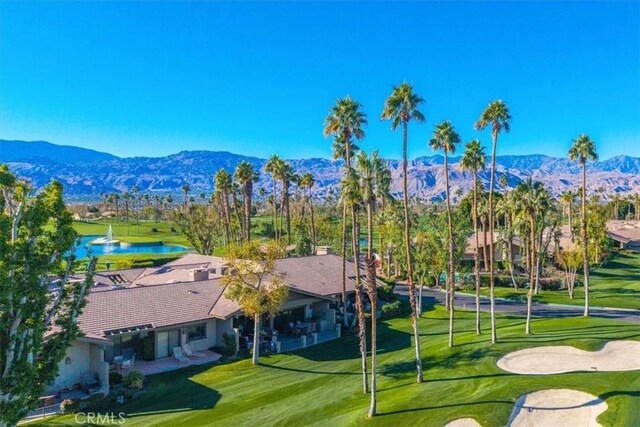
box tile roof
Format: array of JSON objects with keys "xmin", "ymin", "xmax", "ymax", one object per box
[
  {"xmin": 78, "ymin": 279, "xmax": 231, "ymax": 338},
  {"xmin": 274, "ymin": 254, "xmax": 358, "ymax": 297}
]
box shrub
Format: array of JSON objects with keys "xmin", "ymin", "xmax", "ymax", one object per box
[
  {"xmin": 123, "ymin": 370, "xmax": 145, "ymax": 390},
  {"xmin": 85, "ymin": 393, "xmax": 106, "ymax": 412},
  {"xmin": 222, "ymin": 332, "xmax": 237, "ymax": 357},
  {"xmin": 109, "ymin": 372, "xmax": 123, "ymax": 385},
  {"xmin": 60, "ymin": 399, "xmax": 79, "ymax": 414},
  {"xmin": 115, "ymin": 259, "xmax": 134, "ymax": 270},
  {"xmin": 150, "ymin": 227, "xmax": 158, "ymax": 232},
  {"xmin": 170, "ymin": 227, "xmax": 177, "ymax": 232},
  {"xmin": 377, "ymin": 283, "xmax": 396, "ymax": 302},
  {"xmin": 380, "ymin": 301, "xmax": 402, "ymax": 319}
]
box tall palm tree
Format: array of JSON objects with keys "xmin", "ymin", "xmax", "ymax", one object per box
[
  {"xmin": 340, "ymin": 167, "xmax": 369, "ymax": 394},
  {"xmin": 181, "ymin": 184, "xmax": 190, "ymax": 214},
  {"xmin": 323, "ymin": 96, "xmax": 367, "ymax": 328},
  {"xmin": 278, "ymin": 162, "xmax": 294, "ymax": 244},
  {"xmin": 429, "ymin": 121, "xmax": 462, "ymax": 348},
  {"xmin": 355, "ymin": 150, "xmax": 387, "ymax": 416},
  {"xmin": 560, "ymin": 190, "xmax": 576, "ymax": 233},
  {"xmin": 381, "ymin": 82, "xmax": 425, "ymax": 382},
  {"xmin": 568, "ymin": 134, "xmax": 598, "ymax": 317},
  {"xmin": 300, "ymin": 173, "xmax": 317, "ymax": 253},
  {"xmin": 474, "ymin": 99, "xmax": 511, "ymax": 344},
  {"xmin": 460, "ymin": 139, "xmax": 486, "ymax": 335},
  {"xmin": 235, "ymin": 161, "xmax": 259, "ymax": 242},
  {"xmin": 265, "ymin": 155, "xmax": 283, "ymax": 242},
  {"xmin": 513, "ymin": 179, "xmax": 551, "ymax": 334},
  {"xmin": 214, "ymin": 169, "xmax": 233, "ymax": 245}
]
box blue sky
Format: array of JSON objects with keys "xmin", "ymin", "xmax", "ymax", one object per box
[{"xmin": 1, "ymin": 1, "xmax": 639, "ymax": 160}]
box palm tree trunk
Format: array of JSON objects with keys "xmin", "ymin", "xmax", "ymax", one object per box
[
  {"xmin": 351, "ymin": 208, "xmax": 368, "ymax": 394},
  {"xmin": 568, "ymin": 203, "xmax": 573, "ymax": 235},
  {"xmin": 245, "ymin": 185, "xmax": 252, "ymax": 241},
  {"xmin": 482, "ymin": 222, "xmax": 489, "ymax": 272},
  {"xmin": 366, "ymin": 199, "xmax": 377, "ymax": 417},
  {"xmin": 402, "ymin": 120, "xmax": 423, "ymax": 382},
  {"xmin": 283, "ymin": 180, "xmax": 291, "ymax": 244},
  {"xmin": 272, "ymin": 178, "xmax": 278, "ymax": 242},
  {"xmin": 526, "ymin": 216, "xmax": 535, "ymax": 335},
  {"xmin": 488, "ymin": 131, "xmax": 498, "ymax": 344},
  {"xmin": 473, "ymin": 172, "xmax": 481, "ymax": 335},
  {"xmin": 341, "ymin": 202, "xmax": 348, "ymax": 327},
  {"xmin": 581, "ymin": 164, "xmax": 590, "ymax": 316},
  {"xmin": 444, "ymin": 153, "xmax": 455, "ymax": 348},
  {"xmin": 310, "ymin": 195, "xmax": 317, "ymax": 255}
]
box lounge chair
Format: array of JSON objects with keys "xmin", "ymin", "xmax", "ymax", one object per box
[
  {"xmin": 173, "ymin": 346, "xmax": 189, "ymax": 363},
  {"xmin": 183, "ymin": 343, "xmax": 205, "ymax": 358}
]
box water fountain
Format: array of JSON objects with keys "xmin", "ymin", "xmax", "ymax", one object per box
[{"xmin": 90, "ymin": 225, "xmax": 120, "ymax": 246}]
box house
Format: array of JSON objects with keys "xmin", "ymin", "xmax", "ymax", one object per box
[
  {"xmin": 46, "ymin": 253, "xmax": 363, "ymax": 396},
  {"xmin": 606, "ymin": 220, "xmax": 640, "ymax": 250},
  {"xmin": 463, "ymin": 231, "xmax": 524, "ymax": 263}
]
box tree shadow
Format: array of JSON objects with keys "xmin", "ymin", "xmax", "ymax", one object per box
[{"xmin": 377, "ymin": 399, "xmax": 513, "ymax": 416}]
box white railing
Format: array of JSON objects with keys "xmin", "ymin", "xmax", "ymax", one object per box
[{"xmin": 20, "ymin": 403, "xmax": 61, "ymax": 422}]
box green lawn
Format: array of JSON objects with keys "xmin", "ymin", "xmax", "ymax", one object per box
[
  {"xmin": 35, "ymin": 306, "xmax": 640, "ymax": 426},
  {"xmin": 474, "ymin": 252, "xmax": 640, "ymax": 311},
  {"xmin": 73, "ymin": 219, "xmax": 191, "ymax": 246}
]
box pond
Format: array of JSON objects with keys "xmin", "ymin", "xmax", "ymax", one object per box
[{"xmin": 74, "ymin": 236, "xmax": 190, "ymax": 258}]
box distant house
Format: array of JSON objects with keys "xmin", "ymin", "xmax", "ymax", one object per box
[
  {"xmin": 607, "ymin": 220, "xmax": 640, "ymax": 250},
  {"xmin": 463, "ymin": 231, "xmax": 524, "ymax": 263},
  {"xmin": 46, "ymin": 253, "xmax": 365, "ymax": 396}
]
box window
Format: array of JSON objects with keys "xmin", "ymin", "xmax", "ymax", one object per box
[{"xmin": 186, "ymin": 323, "xmax": 207, "ymax": 342}]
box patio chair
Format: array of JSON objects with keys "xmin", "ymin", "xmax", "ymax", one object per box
[
  {"xmin": 183, "ymin": 343, "xmax": 205, "ymax": 358},
  {"xmin": 121, "ymin": 354, "xmax": 135, "ymax": 372},
  {"xmin": 173, "ymin": 346, "xmax": 189, "ymax": 363}
]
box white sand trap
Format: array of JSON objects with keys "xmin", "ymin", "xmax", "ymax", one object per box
[
  {"xmin": 497, "ymin": 340, "xmax": 640, "ymax": 375},
  {"xmin": 444, "ymin": 418, "xmax": 481, "ymax": 427},
  {"xmin": 508, "ymin": 389, "xmax": 607, "ymax": 427}
]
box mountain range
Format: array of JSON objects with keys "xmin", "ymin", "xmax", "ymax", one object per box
[{"xmin": 2, "ymin": 140, "xmax": 639, "ymax": 201}]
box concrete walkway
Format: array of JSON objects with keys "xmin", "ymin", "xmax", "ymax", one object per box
[{"xmin": 394, "ymin": 286, "xmax": 640, "ymax": 323}]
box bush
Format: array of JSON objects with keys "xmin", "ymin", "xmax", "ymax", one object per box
[
  {"xmin": 109, "ymin": 372, "xmax": 123, "ymax": 385},
  {"xmin": 123, "ymin": 370, "xmax": 145, "ymax": 390},
  {"xmin": 380, "ymin": 301, "xmax": 402, "ymax": 319},
  {"xmin": 222, "ymin": 332, "xmax": 237, "ymax": 357},
  {"xmin": 115, "ymin": 259, "xmax": 134, "ymax": 270},
  {"xmin": 377, "ymin": 283, "xmax": 396, "ymax": 302},
  {"xmin": 85, "ymin": 393, "xmax": 106, "ymax": 412},
  {"xmin": 150, "ymin": 227, "xmax": 158, "ymax": 232},
  {"xmin": 170, "ymin": 227, "xmax": 177, "ymax": 232},
  {"xmin": 60, "ymin": 399, "xmax": 79, "ymax": 414}
]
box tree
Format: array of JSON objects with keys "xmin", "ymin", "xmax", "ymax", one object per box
[
  {"xmin": 222, "ymin": 241, "xmax": 289, "ymax": 365},
  {"xmin": 171, "ymin": 204, "xmax": 224, "ymax": 255},
  {"xmin": 300, "ymin": 173, "xmax": 317, "ymax": 253},
  {"xmin": 558, "ymin": 249, "xmax": 581, "ymax": 299},
  {"xmin": 460, "ymin": 139, "xmax": 486, "ymax": 335},
  {"xmin": 214, "ymin": 169, "xmax": 233, "ymax": 245},
  {"xmin": 0, "ymin": 166, "xmax": 96, "ymax": 425},
  {"xmin": 132, "ymin": 184, "xmax": 140, "ymax": 232},
  {"xmin": 474, "ymin": 99, "xmax": 511, "ymax": 344},
  {"xmin": 235, "ymin": 161, "xmax": 259, "ymax": 242},
  {"xmin": 560, "ymin": 190, "xmax": 576, "ymax": 234},
  {"xmin": 265, "ymin": 155, "xmax": 283, "ymax": 243},
  {"xmin": 429, "ymin": 121, "xmax": 462, "ymax": 347},
  {"xmin": 568, "ymin": 134, "xmax": 598, "ymax": 317},
  {"xmin": 340, "ymin": 166, "xmax": 370, "ymax": 393},
  {"xmin": 324, "ymin": 96, "xmax": 367, "ymax": 329},
  {"xmin": 355, "ymin": 150, "xmax": 387, "ymax": 416},
  {"xmin": 181, "ymin": 184, "xmax": 190, "ymax": 214},
  {"xmin": 513, "ymin": 179, "xmax": 551, "ymax": 334},
  {"xmin": 381, "ymin": 82, "xmax": 425, "ymax": 382}
]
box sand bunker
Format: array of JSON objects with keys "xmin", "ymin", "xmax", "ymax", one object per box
[
  {"xmin": 444, "ymin": 418, "xmax": 481, "ymax": 427},
  {"xmin": 508, "ymin": 389, "xmax": 607, "ymax": 427},
  {"xmin": 497, "ymin": 340, "xmax": 640, "ymax": 375}
]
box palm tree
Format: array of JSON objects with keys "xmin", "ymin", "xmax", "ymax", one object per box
[
  {"xmin": 277, "ymin": 162, "xmax": 294, "ymax": 244},
  {"xmin": 568, "ymin": 134, "xmax": 598, "ymax": 317},
  {"xmin": 429, "ymin": 121, "xmax": 462, "ymax": 347},
  {"xmin": 513, "ymin": 179, "xmax": 551, "ymax": 334},
  {"xmin": 560, "ymin": 190, "xmax": 576, "ymax": 233},
  {"xmin": 355, "ymin": 150, "xmax": 387, "ymax": 416},
  {"xmin": 474, "ymin": 99, "xmax": 511, "ymax": 344},
  {"xmin": 181, "ymin": 184, "xmax": 190, "ymax": 213},
  {"xmin": 460, "ymin": 139, "xmax": 486, "ymax": 335},
  {"xmin": 132, "ymin": 185, "xmax": 140, "ymax": 232},
  {"xmin": 323, "ymin": 96, "xmax": 367, "ymax": 329},
  {"xmin": 340, "ymin": 167, "xmax": 369, "ymax": 394},
  {"xmin": 265, "ymin": 155, "xmax": 283, "ymax": 242},
  {"xmin": 235, "ymin": 161, "xmax": 259, "ymax": 242},
  {"xmin": 300, "ymin": 173, "xmax": 317, "ymax": 253},
  {"xmin": 214, "ymin": 169, "xmax": 233, "ymax": 245},
  {"xmin": 381, "ymin": 82, "xmax": 425, "ymax": 382}
]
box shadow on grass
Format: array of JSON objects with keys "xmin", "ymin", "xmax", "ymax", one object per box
[
  {"xmin": 377, "ymin": 399, "xmax": 513, "ymax": 416},
  {"xmin": 118, "ymin": 364, "xmax": 221, "ymax": 419}
]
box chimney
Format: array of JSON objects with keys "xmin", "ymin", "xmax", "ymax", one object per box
[{"xmin": 189, "ymin": 268, "xmax": 208, "ymax": 282}]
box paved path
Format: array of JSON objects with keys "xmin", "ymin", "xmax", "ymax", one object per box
[{"xmin": 394, "ymin": 286, "xmax": 640, "ymax": 324}]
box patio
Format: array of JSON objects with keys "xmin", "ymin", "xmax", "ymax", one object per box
[
  {"xmin": 278, "ymin": 329, "xmax": 340, "ymax": 353},
  {"xmin": 134, "ymin": 350, "xmax": 222, "ymax": 375}
]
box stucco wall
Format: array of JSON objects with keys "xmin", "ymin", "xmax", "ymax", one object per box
[
  {"xmin": 46, "ymin": 341, "xmax": 92, "ymax": 393},
  {"xmin": 216, "ymin": 318, "xmax": 235, "ymax": 344},
  {"xmin": 189, "ymin": 319, "xmax": 217, "ymax": 352}
]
